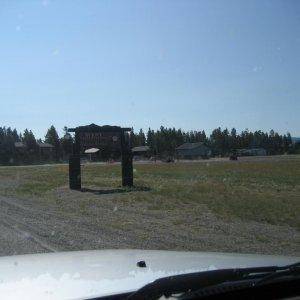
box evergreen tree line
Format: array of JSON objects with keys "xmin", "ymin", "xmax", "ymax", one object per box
[
  {"xmin": 0, "ymin": 125, "xmax": 298, "ymax": 165},
  {"xmin": 0, "ymin": 126, "xmax": 72, "ymax": 165},
  {"xmin": 133, "ymin": 127, "xmax": 296, "ymax": 157}
]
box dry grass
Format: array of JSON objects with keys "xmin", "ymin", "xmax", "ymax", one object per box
[{"xmin": 0, "ymin": 155, "xmax": 299, "ymax": 230}]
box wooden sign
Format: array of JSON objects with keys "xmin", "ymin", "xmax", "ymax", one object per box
[{"xmin": 79, "ymin": 132, "xmax": 120, "ymax": 151}]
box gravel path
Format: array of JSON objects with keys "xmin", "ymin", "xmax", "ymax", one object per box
[
  {"xmin": 0, "ymin": 220, "xmax": 47, "ymax": 256},
  {"xmin": 0, "ymin": 190, "xmax": 299, "ymax": 257}
]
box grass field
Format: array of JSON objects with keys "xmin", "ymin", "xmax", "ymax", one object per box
[{"xmin": 0, "ymin": 155, "xmax": 299, "ymax": 230}]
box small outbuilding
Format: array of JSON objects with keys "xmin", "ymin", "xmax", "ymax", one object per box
[
  {"xmin": 237, "ymin": 148, "xmax": 267, "ymax": 156},
  {"xmin": 37, "ymin": 142, "xmax": 54, "ymax": 159},
  {"xmin": 14, "ymin": 142, "xmax": 26, "ymax": 152},
  {"xmin": 176, "ymin": 142, "xmax": 211, "ymax": 159},
  {"xmin": 132, "ymin": 145, "xmax": 150, "ymax": 160}
]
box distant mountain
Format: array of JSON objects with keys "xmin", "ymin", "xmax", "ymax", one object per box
[{"xmin": 292, "ymin": 137, "xmax": 300, "ymax": 143}]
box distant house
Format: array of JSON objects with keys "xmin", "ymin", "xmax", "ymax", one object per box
[
  {"xmin": 37, "ymin": 142, "xmax": 54, "ymax": 159},
  {"xmin": 14, "ymin": 142, "xmax": 26, "ymax": 152},
  {"xmin": 132, "ymin": 146, "xmax": 150, "ymax": 153},
  {"xmin": 292, "ymin": 137, "xmax": 300, "ymax": 144},
  {"xmin": 175, "ymin": 142, "xmax": 211, "ymax": 159},
  {"xmin": 237, "ymin": 148, "xmax": 267, "ymax": 156},
  {"xmin": 132, "ymin": 146, "xmax": 150, "ymax": 160}
]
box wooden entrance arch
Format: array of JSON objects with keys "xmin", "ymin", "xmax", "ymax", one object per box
[{"xmin": 68, "ymin": 124, "xmax": 133, "ymax": 190}]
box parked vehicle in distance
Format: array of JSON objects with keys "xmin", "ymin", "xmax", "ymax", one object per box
[{"xmin": 230, "ymin": 153, "xmax": 238, "ymax": 160}]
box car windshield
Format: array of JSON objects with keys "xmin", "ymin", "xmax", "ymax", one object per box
[{"xmin": 0, "ymin": 0, "xmax": 299, "ymax": 281}]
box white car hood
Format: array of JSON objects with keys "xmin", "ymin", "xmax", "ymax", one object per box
[{"xmin": 0, "ymin": 249, "xmax": 298, "ymax": 300}]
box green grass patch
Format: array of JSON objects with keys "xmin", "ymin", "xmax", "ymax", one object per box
[{"xmin": 0, "ymin": 156, "xmax": 299, "ymax": 229}]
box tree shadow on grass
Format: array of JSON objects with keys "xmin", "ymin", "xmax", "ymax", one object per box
[{"xmin": 81, "ymin": 186, "xmax": 150, "ymax": 195}]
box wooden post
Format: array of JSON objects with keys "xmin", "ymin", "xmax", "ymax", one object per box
[
  {"xmin": 121, "ymin": 131, "xmax": 133, "ymax": 187},
  {"xmin": 69, "ymin": 130, "xmax": 81, "ymax": 190},
  {"xmin": 69, "ymin": 154, "xmax": 81, "ymax": 190}
]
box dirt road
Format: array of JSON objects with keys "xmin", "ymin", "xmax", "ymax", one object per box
[
  {"xmin": 0, "ymin": 197, "xmax": 57, "ymax": 256},
  {"xmin": 0, "ymin": 189, "xmax": 299, "ymax": 257}
]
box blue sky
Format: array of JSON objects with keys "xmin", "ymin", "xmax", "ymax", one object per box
[{"xmin": 0, "ymin": 0, "xmax": 299, "ymax": 138}]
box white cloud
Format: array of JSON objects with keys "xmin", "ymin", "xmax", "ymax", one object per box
[{"xmin": 16, "ymin": 25, "xmax": 21, "ymax": 32}]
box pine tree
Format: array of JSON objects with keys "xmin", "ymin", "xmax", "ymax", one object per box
[
  {"xmin": 61, "ymin": 126, "xmax": 73, "ymax": 157},
  {"xmin": 45, "ymin": 125, "xmax": 61, "ymax": 160},
  {"xmin": 138, "ymin": 129, "xmax": 146, "ymax": 146},
  {"xmin": 23, "ymin": 129, "xmax": 37, "ymax": 151}
]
